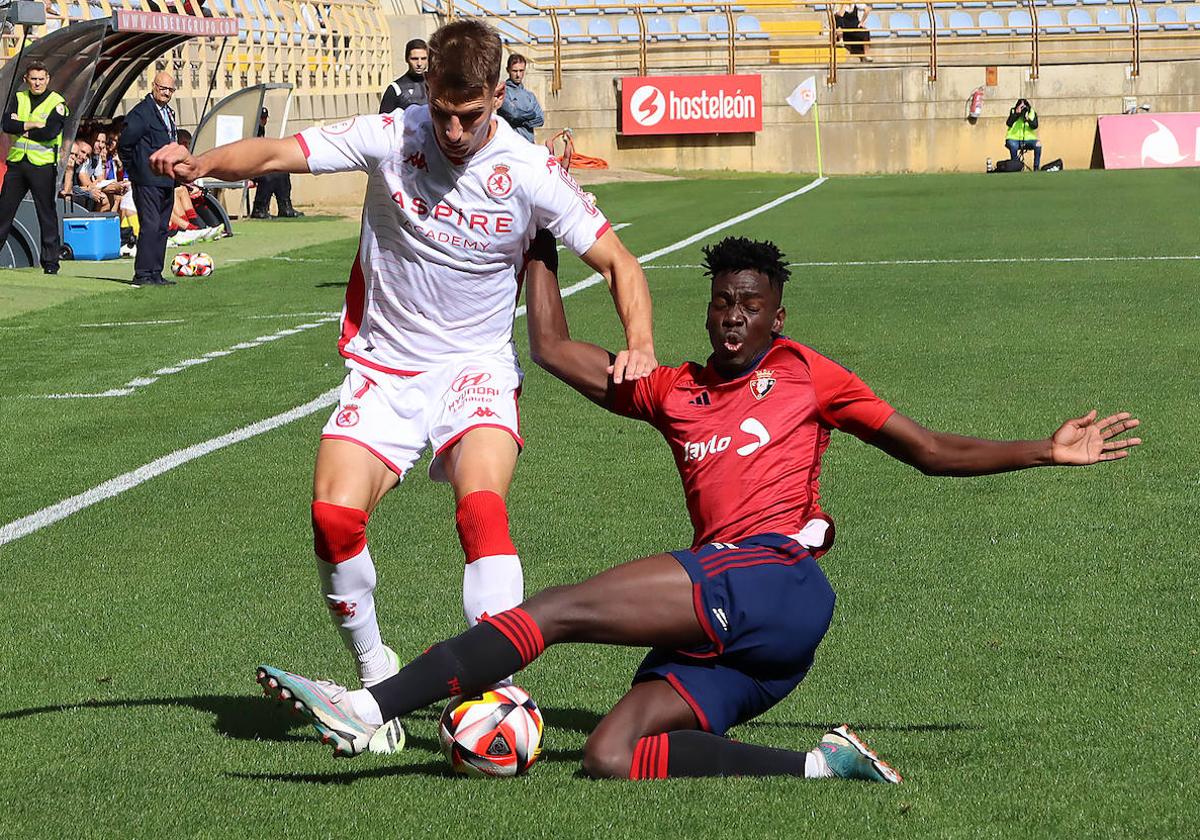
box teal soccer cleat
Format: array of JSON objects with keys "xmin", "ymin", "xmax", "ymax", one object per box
[
  {"xmin": 256, "ymin": 664, "xmax": 405, "ymax": 757},
  {"xmin": 818, "ymin": 725, "xmax": 903, "ymax": 784}
]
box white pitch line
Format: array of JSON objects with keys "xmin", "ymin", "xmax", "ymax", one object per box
[
  {"xmin": 80, "ymin": 319, "xmax": 186, "ymax": 328},
  {"xmin": 0, "ymin": 389, "xmax": 341, "ymax": 547},
  {"xmin": 1, "ymin": 178, "xmax": 826, "ymax": 546},
  {"xmin": 644, "ymin": 254, "xmax": 1200, "ymax": 270},
  {"xmin": 36, "ymin": 316, "xmax": 339, "ymax": 399}
]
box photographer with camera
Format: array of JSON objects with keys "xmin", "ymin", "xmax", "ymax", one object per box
[{"xmin": 1004, "ymin": 98, "xmax": 1042, "ymax": 171}]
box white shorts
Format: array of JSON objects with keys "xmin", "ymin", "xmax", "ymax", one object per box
[{"xmin": 321, "ymin": 351, "xmax": 524, "ymax": 482}]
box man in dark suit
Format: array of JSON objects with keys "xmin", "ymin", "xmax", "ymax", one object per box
[{"xmin": 119, "ymin": 72, "xmax": 178, "ymax": 287}]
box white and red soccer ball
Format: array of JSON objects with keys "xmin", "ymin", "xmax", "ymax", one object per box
[
  {"xmin": 170, "ymin": 252, "xmax": 215, "ymax": 277},
  {"xmin": 438, "ymin": 684, "xmax": 544, "ymax": 777}
]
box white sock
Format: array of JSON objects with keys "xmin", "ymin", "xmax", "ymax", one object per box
[
  {"xmin": 462, "ymin": 553, "xmax": 523, "ymax": 627},
  {"xmin": 805, "ymin": 748, "xmax": 833, "ymax": 779},
  {"xmin": 316, "ymin": 545, "xmax": 392, "ymax": 684},
  {"xmin": 347, "ymin": 688, "xmax": 384, "ymax": 726}
]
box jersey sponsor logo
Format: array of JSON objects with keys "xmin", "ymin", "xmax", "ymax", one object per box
[
  {"xmin": 486, "ymin": 164, "xmax": 514, "ymax": 198},
  {"xmin": 403, "ymin": 151, "xmax": 428, "ymax": 171},
  {"xmin": 390, "ymin": 188, "xmax": 515, "ymax": 236},
  {"xmin": 471, "ymin": 406, "xmax": 499, "ymax": 418},
  {"xmin": 688, "ymin": 392, "xmax": 712, "ymax": 406},
  {"xmin": 452, "ymin": 372, "xmax": 492, "ymax": 392},
  {"xmin": 321, "ymin": 117, "xmax": 357, "ymax": 135},
  {"xmin": 749, "ymin": 369, "xmax": 776, "ymax": 400},
  {"xmin": 736, "ymin": 417, "xmax": 770, "ymax": 456},
  {"xmin": 335, "ymin": 405, "xmax": 360, "ymax": 427},
  {"xmin": 683, "ymin": 417, "xmax": 771, "ymax": 461}
]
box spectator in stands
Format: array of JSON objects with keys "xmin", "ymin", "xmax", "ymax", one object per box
[
  {"xmin": 1005, "ymin": 98, "xmax": 1042, "ymax": 171},
  {"xmin": 251, "ymin": 108, "xmax": 303, "ymax": 219},
  {"xmin": 497, "ymin": 53, "xmax": 543, "ymax": 142},
  {"xmin": 59, "ymin": 137, "xmax": 94, "ymax": 210},
  {"xmin": 834, "ymin": 4, "xmax": 872, "ymax": 62},
  {"xmin": 76, "ymin": 128, "xmax": 126, "ymax": 212},
  {"xmin": 380, "ymin": 39, "xmax": 428, "ymax": 114},
  {"xmin": 120, "ymin": 71, "xmax": 180, "ymax": 286}
]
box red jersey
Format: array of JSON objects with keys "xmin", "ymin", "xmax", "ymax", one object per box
[{"xmin": 610, "ymin": 336, "xmax": 895, "ymax": 547}]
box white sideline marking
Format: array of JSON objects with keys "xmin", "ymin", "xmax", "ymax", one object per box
[
  {"xmin": 0, "ymin": 389, "xmax": 341, "ymax": 547},
  {"xmin": 36, "ymin": 316, "xmax": 339, "ymax": 399},
  {"xmin": 642, "ymin": 254, "xmax": 1200, "ymax": 270},
  {"xmin": 81, "ymin": 319, "xmax": 186, "ymax": 328},
  {"xmin": 246, "ymin": 311, "xmax": 340, "ymax": 320},
  {"xmin": 1, "ymin": 178, "xmax": 826, "ymax": 546}
]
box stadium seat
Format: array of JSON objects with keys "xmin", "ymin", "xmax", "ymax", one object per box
[
  {"xmin": 949, "ymin": 10, "xmax": 980, "ymax": 34},
  {"xmin": 962, "ymin": 1, "xmax": 987, "ymax": 7},
  {"xmin": 1141, "ymin": 0, "xmax": 1167, "ymax": 5},
  {"xmin": 1155, "ymin": 6, "xmax": 1186, "ymax": 29},
  {"xmin": 1067, "ymin": 8, "xmax": 1098, "ymax": 32},
  {"xmin": 736, "ymin": 14, "xmax": 770, "ymax": 38},
  {"xmin": 1081, "ymin": 0, "xmax": 1107, "ymax": 5},
  {"xmin": 564, "ymin": 0, "xmax": 601, "ymax": 15},
  {"xmin": 1008, "ymin": 10, "xmax": 1033, "ymax": 33},
  {"xmin": 1036, "ymin": 9, "xmax": 1069, "ymax": 33},
  {"xmin": 689, "ymin": 3, "xmax": 719, "ymax": 12},
  {"xmin": 992, "ymin": 0, "xmax": 1018, "ymax": 6},
  {"xmin": 589, "ymin": 18, "xmax": 621, "ymax": 41},
  {"xmin": 678, "ymin": 15, "xmax": 710, "ymax": 39},
  {"xmin": 475, "ymin": 0, "xmax": 508, "ymax": 15},
  {"xmin": 900, "ymin": 2, "xmax": 925, "ymax": 8},
  {"xmin": 560, "ymin": 18, "xmax": 590, "ymax": 41},
  {"xmin": 933, "ymin": 1, "xmax": 955, "ymax": 8},
  {"xmin": 1097, "ymin": 8, "xmax": 1128, "ymax": 31},
  {"xmin": 865, "ymin": 12, "xmax": 890, "ymax": 38},
  {"xmin": 978, "ymin": 10, "xmax": 1010, "ymax": 33},
  {"xmin": 918, "ymin": 11, "xmax": 950, "ymax": 34},
  {"xmin": 873, "ymin": 2, "xmax": 898, "ymax": 9},
  {"xmin": 1186, "ymin": 4, "xmax": 1200, "ymax": 27},
  {"xmin": 648, "ymin": 16, "xmax": 682, "ymax": 41},
  {"xmin": 1051, "ymin": 0, "xmax": 1074, "ymax": 6},
  {"xmin": 616, "ymin": 15, "xmax": 642, "ymax": 39},
  {"xmin": 707, "ymin": 14, "xmax": 731, "ymax": 38},
  {"xmin": 528, "ymin": 18, "xmax": 555, "ymax": 42},
  {"xmin": 1136, "ymin": 6, "xmax": 1159, "ymax": 31},
  {"xmin": 511, "ymin": 1, "xmax": 539, "ymax": 15},
  {"xmin": 890, "ymin": 11, "xmax": 919, "ymax": 35}
]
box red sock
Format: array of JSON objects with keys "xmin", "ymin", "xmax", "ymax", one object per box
[
  {"xmin": 455, "ymin": 490, "xmax": 517, "ymax": 563},
  {"xmin": 629, "ymin": 734, "xmax": 670, "ymax": 780}
]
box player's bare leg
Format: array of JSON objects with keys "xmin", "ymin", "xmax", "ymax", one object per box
[
  {"xmin": 311, "ymin": 438, "xmax": 400, "ymax": 687},
  {"xmin": 439, "ymin": 427, "xmax": 523, "ymax": 627},
  {"xmin": 581, "ymin": 680, "xmax": 697, "ymax": 778}
]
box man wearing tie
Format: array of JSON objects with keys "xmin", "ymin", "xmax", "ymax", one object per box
[{"xmin": 119, "ymin": 72, "xmax": 179, "ymax": 287}]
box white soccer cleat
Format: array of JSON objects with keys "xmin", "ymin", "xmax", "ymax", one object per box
[
  {"xmin": 256, "ymin": 664, "xmax": 404, "ymax": 757},
  {"xmin": 818, "ymin": 725, "xmax": 903, "ymax": 784}
]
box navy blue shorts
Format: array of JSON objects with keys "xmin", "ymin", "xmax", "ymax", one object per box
[{"xmin": 633, "ymin": 533, "xmax": 836, "ymax": 736}]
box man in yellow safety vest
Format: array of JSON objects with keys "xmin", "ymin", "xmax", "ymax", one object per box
[{"xmin": 0, "ymin": 61, "xmax": 68, "ymax": 274}]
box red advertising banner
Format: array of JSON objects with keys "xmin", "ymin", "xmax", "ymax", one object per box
[
  {"xmin": 621, "ymin": 75, "xmax": 762, "ymax": 136},
  {"xmin": 1098, "ymin": 112, "xmax": 1200, "ymax": 169},
  {"xmin": 112, "ymin": 10, "xmax": 238, "ymax": 37}
]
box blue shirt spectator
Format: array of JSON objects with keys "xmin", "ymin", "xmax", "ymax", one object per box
[{"xmin": 497, "ymin": 54, "xmax": 543, "ymax": 143}]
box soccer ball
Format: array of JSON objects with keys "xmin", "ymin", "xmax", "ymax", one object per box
[
  {"xmin": 170, "ymin": 253, "xmax": 194, "ymax": 277},
  {"xmin": 438, "ymin": 684, "xmax": 544, "ymax": 777},
  {"xmin": 189, "ymin": 252, "xmax": 214, "ymax": 277}
]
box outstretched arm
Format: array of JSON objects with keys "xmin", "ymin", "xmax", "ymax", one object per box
[
  {"xmin": 150, "ymin": 136, "xmax": 309, "ymax": 182},
  {"xmin": 871, "ymin": 410, "xmax": 1142, "ymax": 476},
  {"xmin": 577, "ymin": 228, "xmax": 656, "ymax": 384},
  {"xmin": 525, "ymin": 230, "xmax": 619, "ymax": 407}
]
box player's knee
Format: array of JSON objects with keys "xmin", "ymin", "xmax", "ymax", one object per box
[
  {"xmin": 581, "ymin": 731, "xmax": 635, "ymax": 780},
  {"xmin": 455, "ymin": 490, "xmax": 516, "ymax": 563},
  {"xmin": 521, "ymin": 584, "xmax": 582, "ymax": 642},
  {"xmin": 311, "ymin": 501, "xmax": 368, "ymax": 564}
]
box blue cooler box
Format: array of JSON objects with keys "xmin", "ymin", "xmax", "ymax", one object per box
[{"xmin": 62, "ymin": 214, "xmax": 120, "ymax": 261}]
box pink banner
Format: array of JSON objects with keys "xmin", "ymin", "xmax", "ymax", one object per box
[
  {"xmin": 1098, "ymin": 112, "xmax": 1200, "ymax": 170},
  {"xmin": 112, "ymin": 10, "xmax": 238, "ymax": 38}
]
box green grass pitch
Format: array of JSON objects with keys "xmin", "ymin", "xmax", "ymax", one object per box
[{"xmin": 0, "ymin": 169, "xmax": 1196, "ymax": 839}]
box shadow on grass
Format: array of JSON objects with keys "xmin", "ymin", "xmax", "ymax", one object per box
[
  {"xmin": 315, "ymin": 281, "xmax": 347, "ymax": 288},
  {"xmin": 738, "ymin": 720, "xmax": 981, "ymax": 733}
]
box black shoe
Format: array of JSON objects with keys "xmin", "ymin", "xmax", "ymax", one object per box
[
  {"xmin": 250, "ymin": 208, "xmax": 271, "ymax": 220},
  {"xmin": 43, "ymin": 266, "xmax": 59, "ymax": 275},
  {"xmin": 132, "ymin": 276, "xmax": 171, "ymax": 287},
  {"xmin": 277, "ymin": 202, "xmax": 305, "ymax": 218}
]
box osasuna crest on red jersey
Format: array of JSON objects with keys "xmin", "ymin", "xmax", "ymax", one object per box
[
  {"xmin": 487, "ymin": 164, "xmax": 514, "ymax": 199},
  {"xmin": 749, "ymin": 369, "xmax": 776, "ymax": 400}
]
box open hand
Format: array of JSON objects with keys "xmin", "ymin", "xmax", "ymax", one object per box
[{"xmin": 1050, "ymin": 410, "xmax": 1142, "ymax": 466}]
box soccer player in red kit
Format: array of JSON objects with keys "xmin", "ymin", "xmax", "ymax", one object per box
[{"xmin": 257, "ymin": 234, "xmax": 1141, "ymax": 781}]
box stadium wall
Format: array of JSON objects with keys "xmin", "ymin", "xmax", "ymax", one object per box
[{"xmin": 522, "ymin": 59, "xmax": 1200, "ymax": 174}]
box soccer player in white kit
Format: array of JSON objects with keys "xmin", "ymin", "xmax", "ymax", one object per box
[{"xmin": 151, "ymin": 21, "xmax": 656, "ymax": 693}]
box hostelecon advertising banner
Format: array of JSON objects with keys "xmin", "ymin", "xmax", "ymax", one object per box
[
  {"xmin": 620, "ymin": 75, "xmax": 763, "ymax": 136},
  {"xmin": 1097, "ymin": 113, "xmax": 1200, "ymax": 169}
]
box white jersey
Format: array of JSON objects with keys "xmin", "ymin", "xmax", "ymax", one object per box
[{"xmin": 297, "ymin": 108, "xmax": 610, "ymax": 374}]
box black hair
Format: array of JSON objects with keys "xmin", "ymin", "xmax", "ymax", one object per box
[
  {"xmin": 405, "ymin": 38, "xmax": 428, "ymax": 58},
  {"xmin": 24, "ymin": 60, "xmax": 49, "ymax": 77},
  {"xmin": 701, "ymin": 236, "xmax": 790, "ymax": 293}
]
